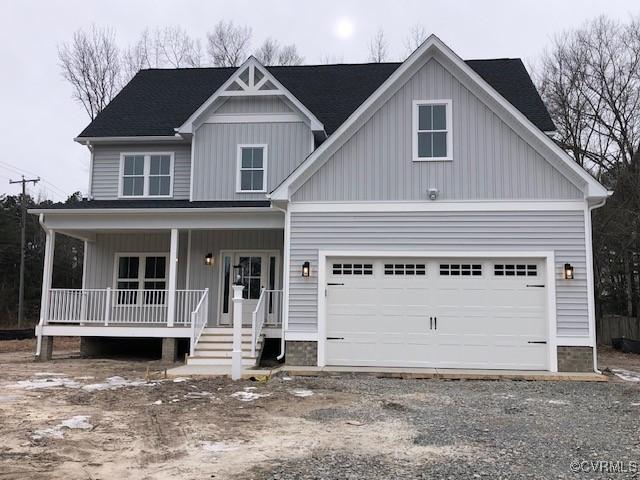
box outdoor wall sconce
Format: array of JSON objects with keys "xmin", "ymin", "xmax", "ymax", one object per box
[
  {"xmin": 302, "ymin": 261, "xmax": 310, "ymax": 277},
  {"xmin": 564, "ymin": 263, "xmax": 574, "ymax": 280},
  {"xmin": 204, "ymin": 253, "xmax": 214, "ymax": 266}
]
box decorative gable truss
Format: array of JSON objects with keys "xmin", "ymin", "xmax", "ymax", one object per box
[{"xmin": 176, "ymin": 57, "xmax": 324, "ymax": 135}]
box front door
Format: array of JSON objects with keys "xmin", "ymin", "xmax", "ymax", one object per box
[{"xmin": 219, "ymin": 251, "xmax": 279, "ymax": 326}]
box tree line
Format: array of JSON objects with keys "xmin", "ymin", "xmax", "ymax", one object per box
[{"xmin": 0, "ymin": 194, "xmax": 84, "ymax": 327}]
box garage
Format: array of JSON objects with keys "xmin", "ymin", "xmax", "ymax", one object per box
[{"xmin": 324, "ymin": 257, "xmax": 549, "ymax": 370}]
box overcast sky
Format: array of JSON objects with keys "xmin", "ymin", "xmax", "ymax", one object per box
[{"xmin": 1, "ymin": 0, "xmax": 638, "ymax": 201}]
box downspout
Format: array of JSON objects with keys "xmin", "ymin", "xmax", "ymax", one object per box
[
  {"xmin": 86, "ymin": 141, "xmax": 94, "ymax": 200},
  {"xmin": 587, "ymin": 195, "xmax": 609, "ymax": 374},
  {"xmin": 272, "ymin": 203, "xmax": 289, "ymax": 360}
]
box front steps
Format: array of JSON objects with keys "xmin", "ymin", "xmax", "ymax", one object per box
[{"xmin": 187, "ymin": 327, "xmax": 264, "ymax": 367}]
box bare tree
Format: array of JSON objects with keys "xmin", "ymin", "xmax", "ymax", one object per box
[
  {"xmin": 403, "ymin": 24, "xmax": 428, "ymax": 57},
  {"xmin": 58, "ymin": 26, "xmax": 121, "ymax": 120},
  {"xmin": 255, "ymin": 37, "xmax": 279, "ymax": 65},
  {"xmin": 319, "ymin": 53, "xmax": 344, "ymax": 64},
  {"xmin": 277, "ymin": 44, "xmax": 303, "ymax": 66},
  {"xmin": 368, "ymin": 28, "xmax": 389, "ymax": 62},
  {"xmin": 207, "ymin": 21, "xmax": 252, "ymax": 67},
  {"xmin": 123, "ymin": 27, "xmax": 202, "ymax": 81}
]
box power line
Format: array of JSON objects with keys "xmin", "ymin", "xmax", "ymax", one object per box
[{"xmin": 0, "ymin": 162, "xmax": 67, "ymax": 199}]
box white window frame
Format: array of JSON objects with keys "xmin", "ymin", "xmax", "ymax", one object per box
[
  {"xmin": 412, "ymin": 99, "xmax": 453, "ymax": 162},
  {"xmin": 112, "ymin": 253, "xmax": 169, "ymax": 305},
  {"xmin": 236, "ymin": 144, "xmax": 268, "ymax": 193},
  {"xmin": 118, "ymin": 152, "xmax": 175, "ymax": 198}
]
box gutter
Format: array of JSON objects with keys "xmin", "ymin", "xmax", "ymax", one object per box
[{"xmin": 28, "ymin": 206, "xmax": 276, "ymax": 215}]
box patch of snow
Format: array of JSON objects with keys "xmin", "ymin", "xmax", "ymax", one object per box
[
  {"xmin": 151, "ymin": 400, "xmax": 162, "ymax": 405},
  {"xmin": 74, "ymin": 376, "xmax": 95, "ymax": 380},
  {"xmin": 31, "ymin": 415, "xmax": 92, "ymax": 440},
  {"xmin": 9, "ymin": 377, "xmax": 80, "ymax": 390},
  {"xmin": 170, "ymin": 399, "xmax": 180, "ymax": 403},
  {"xmin": 548, "ymin": 400, "xmax": 570, "ymax": 405},
  {"xmin": 612, "ymin": 369, "xmax": 640, "ymax": 383},
  {"xmin": 630, "ymin": 402, "xmax": 640, "ymax": 407},
  {"xmin": 201, "ymin": 441, "xmax": 238, "ymax": 453},
  {"xmin": 172, "ymin": 377, "xmax": 188, "ymax": 383},
  {"xmin": 231, "ymin": 387, "xmax": 271, "ymax": 402},
  {"xmin": 281, "ymin": 376, "xmax": 293, "ymax": 381},
  {"xmin": 33, "ymin": 372, "xmax": 66, "ymax": 377},
  {"xmin": 184, "ymin": 391, "xmax": 214, "ymax": 399},
  {"xmin": 81, "ymin": 376, "xmax": 151, "ymax": 391},
  {"xmin": 291, "ymin": 389, "xmax": 313, "ymax": 397}
]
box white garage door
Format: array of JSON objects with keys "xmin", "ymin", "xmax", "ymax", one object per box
[{"xmin": 325, "ymin": 258, "xmax": 548, "ymax": 370}]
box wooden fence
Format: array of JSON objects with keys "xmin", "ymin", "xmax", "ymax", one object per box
[{"xmin": 597, "ymin": 315, "xmax": 640, "ymax": 345}]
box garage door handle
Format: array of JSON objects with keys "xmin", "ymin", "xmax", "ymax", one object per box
[
  {"xmin": 527, "ymin": 341, "xmax": 547, "ymax": 344},
  {"xmin": 327, "ymin": 283, "xmax": 344, "ymax": 286},
  {"xmin": 326, "ymin": 337, "xmax": 344, "ymax": 340},
  {"xmin": 429, "ymin": 317, "xmax": 433, "ymax": 329},
  {"xmin": 434, "ymin": 316, "xmax": 437, "ymax": 330},
  {"xmin": 526, "ymin": 284, "xmax": 545, "ymax": 288}
]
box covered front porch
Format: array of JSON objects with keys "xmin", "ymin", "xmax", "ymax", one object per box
[{"xmin": 32, "ymin": 203, "xmax": 285, "ymax": 362}]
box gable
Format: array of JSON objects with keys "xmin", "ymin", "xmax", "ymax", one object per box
[
  {"xmin": 215, "ymin": 97, "xmax": 293, "ymax": 115},
  {"xmin": 292, "ymin": 58, "xmax": 583, "ymax": 202}
]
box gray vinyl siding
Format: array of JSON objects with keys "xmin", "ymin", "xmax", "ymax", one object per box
[
  {"xmin": 84, "ymin": 232, "xmax": 189, "ymax": 290},
  {"xmin": 192, "ymin": 122, "xmax": 312, "ymax": 200},
  {"xmin": 84, "ymin": 229, "xmax": 284, "ymax": 326},
  {"xmin": 288, "ymin": 210, "xmax": 589, "ymax": 337},
  {"xmin": 292, "ymin": 58, "xmax": 583, "ymax": 202},
  {"xmin": 216, "ymin": 97, "xmax": 292, "ymax": 114},
  {"xmin": 186, "ymin": 229, "xmax": 284, "ymax": 325},
  {"xmin": 91, "ymin": 144, "xmax": 191, "ymax": 200}
]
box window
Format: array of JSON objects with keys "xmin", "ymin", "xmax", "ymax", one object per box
[
  {"xmin": 494, "ymin": 264, "xmax": 538, "ymax": 277},
  {"xmin": 439, "ymin": 264, "xmax": 482, "ymax": 276},
  {"xmin": 237, "ymin": 145, "xmax": 267, "ymax": 192},
  {"xmin": 384, "ymin": 263, "xmax": 426, "ymax": 276},
  {"xmin": 115, "ymin": 254, "xmax": 167, "ymax": 304},
  {"xmin": 413, "ymin": 100, "xmax": 452, "ymax": 161},
  {"xmin": 119, "ymin": 153, "xmax": 174, "ymax": 198},
  {"xmin": 238, "ymin": 256, "xmax": 262, "ymax": 299},
  {"xmin": 332, "ymin": 263, "xmax": 373, "ymax": 276}
]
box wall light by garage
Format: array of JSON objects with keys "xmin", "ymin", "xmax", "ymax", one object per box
[
  {"xmin": 204, "ymin": 253, "xmax": 214, "ymax": 266},
  {"xmin": 302, "ymin": 261, "xmax": 310, "ymax": 277},
  {"xmin": 564, "ymin": 263, "xmax": 574, "ymax": 280}
]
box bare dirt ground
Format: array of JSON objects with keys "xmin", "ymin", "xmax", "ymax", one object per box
[{"xmin": 0, "ymin": 343, "xmax": 639, "ymax": 480}]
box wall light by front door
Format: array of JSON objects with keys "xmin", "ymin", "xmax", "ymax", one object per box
[
  {"xmin": 564, "ymin": 263, "xmax": 574, "ymax": 280},
  {"xmin": 204, "ymin": 253, "xmax": 214, "ymax": 266},
  {"xmin": 302, "ymin": 261, "xmax": 310, "ymax": 277}
]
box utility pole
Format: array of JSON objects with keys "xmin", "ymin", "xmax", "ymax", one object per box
[{"xmin": 9, "ymin": 175, "xmax": 40, "ymax": 328}]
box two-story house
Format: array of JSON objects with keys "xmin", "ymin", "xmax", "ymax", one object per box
[{"xmin": 32, "ymin": 36, "xmax": 608, "ymax": 373}]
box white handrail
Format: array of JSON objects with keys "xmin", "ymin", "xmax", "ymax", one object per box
[
  {"xmin": 251, "ymin": 289, "xmax": 283, "ymax": 357},
  {"xmin": 189, "ymin": 288, "xmax": 209, "ymax": 357}
]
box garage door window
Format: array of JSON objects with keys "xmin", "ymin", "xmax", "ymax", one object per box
[
  {"xmin": 494, "ymin": 264, "xmax": 537, "ymax": 277},
  {"xmin": 439, "ymin": 264, "xmax": 482, "ymax": 276},
  {"xmin": 384, "ymin": 263, "xmax": 426, "ymax": 275},
  {"xmin": 332, "ymin": 263, "xmax": 373, "ymax": 275}
]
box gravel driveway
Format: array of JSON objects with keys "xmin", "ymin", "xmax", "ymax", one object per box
[{"xmin": 0, "ymin": 347, "xmax": 639, "ymax": 479}]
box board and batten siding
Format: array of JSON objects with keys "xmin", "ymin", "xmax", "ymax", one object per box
[
  {"xmin": 292, "ymin": 58, "xmax": 583, "ymax": 202},
  {"xmin": 192, "ymin": 122, "xmax": 312, "ymax": 201},
  {"xmin": 186, "ymin": 229, "xmax": 284, "ymax": 325},
  {"xmin": 288, "ymin": 210, "xmax": 589, "ymax": 337},
  {"xmin": 84, "ymin": 232, "xmax": 189, "ymax": 290},
  {"xmin": 90, "ymin": 144, "xmax": 191, "ymax": 200},
  {"xmin": 215, "ymin": 97, "xmax": 292, "ymax": 114}
]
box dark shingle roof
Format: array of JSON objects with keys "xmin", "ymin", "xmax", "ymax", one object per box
[
  {"xmin": 78, "ymin": 59, "xmax": 555, "ymax": 138},
  {"xmin": 41, "ymin": 199, "xmax": 271, "ymax": 210}
]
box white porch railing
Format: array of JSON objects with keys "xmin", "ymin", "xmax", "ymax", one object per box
[
  {"xmin": 251, "ymin": 289, "xmax": 283, "ymax": 357},
  {"xmin": 45, "ymin": 288, "xmax": 207, "ymax": 326},
  {"xmin": 190, "ymin": 288, "xmax": 209, "ymax": 356}
]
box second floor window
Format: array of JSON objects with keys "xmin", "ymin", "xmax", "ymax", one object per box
[
  {"xmin": 120, "ymin": 153, "xmax": 174, "ymax": 197},
  {"xmin": 237, "ymin": 145, "xmax": 267, "ymax": 193},
  {"xmin": 413, "ymin": 100, "xmax": 452, "ymax": 161}
]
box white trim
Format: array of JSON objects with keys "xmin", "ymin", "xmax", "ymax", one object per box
[
  {"xmin": 81, "ymin": 240, "xmax": 88, "ymax": 290},
  {"xmin": 176, "ymin": 57, "xmax": 324, "ymax": 134},
  {"xmin": 270, "ymin": 35, "xmax": 608, "ymax": 201},
  {"xmin": 285, "ymin": 331, "xmax": 317, "ymax": 341},
  {"xmin": 185, "ymin": 229, "xmax": 192, "ymax": 290},
  {"xmin": 167, "ymin": 229, "xmax": 179, "ymax": 327},
  {"xmin": 288, "ymin": 201, "xmax": 586, "ymax": 213},
  {"xmin": 189, "ymin": 130, "xmax": 196, "ymax": 202},
  {"xmin": 31, "ymin": 206, "xmax": 274, "ymax": 215},
  {"xmin": 39, "ymin": 325, "xmax": 192, "ymax": 338},
  {"xmin": 74, "ymin": 135, "xmax": 186, "ymax": 145},
  {"xmin": 556, "ymin": 337, "xmax": 593, "ymax": 347},
  {"xmin": 118, "ymin": 152, "xmax": 175, "ymax": 199},
  {"xmin": 86, "ymin": 142, "xmax": 94, "ymax": 199},
  {"xmin": 412, "ymin": 99, "xmax": 453, "ymax": 161},
  {"xmin": 316, "ymin": 249, "xmax": 558, "ymax": 372},
  {"xmin": 205, "ymin": 113, "xmax": 304, "ymax": 124},
  {"xmin": 236, "ymin": 144, "xmax": 268, "ymax": 193}
]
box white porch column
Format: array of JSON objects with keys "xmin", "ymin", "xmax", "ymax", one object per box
[
  {"xmin": 38, "ymin": 230, "xmax": 56, "ymax": 326},
  {"xmin": 167, "ymin": 228, "xmax": 179, "ymax": 327},
  {"xmin": 231, "ymin": 284, "xmax": 245, "ymax": 380}
]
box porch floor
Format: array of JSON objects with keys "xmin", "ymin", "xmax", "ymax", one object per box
[{"xmin": 166, "ymin": 365, "xmax": 607, "ymax": 382}]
